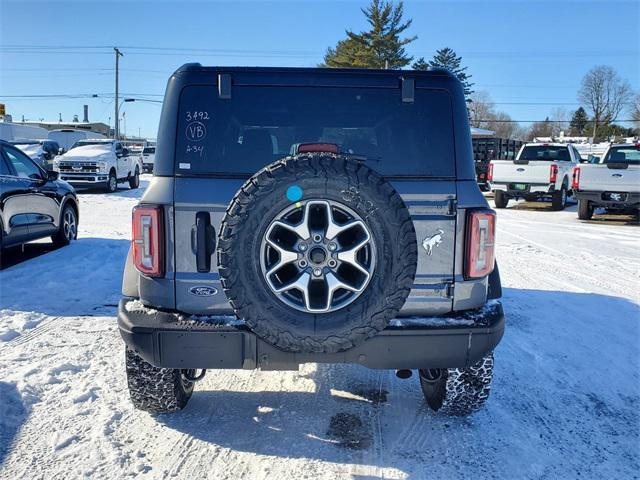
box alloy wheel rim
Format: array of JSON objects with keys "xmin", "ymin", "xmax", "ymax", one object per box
[
  {"xmin": 63, "ymin": 210, "xmax": 76, "ymax": 240},
  {"xmin": 260, "ymin": 199, "xmax": 376, "ymax": 313}
]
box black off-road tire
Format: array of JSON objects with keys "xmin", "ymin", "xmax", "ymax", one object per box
[
  {"xmin": 419, "ymin": 352, "xmax": 494, "ymax": 416},
  {"xmin": 217, "ymin": 153, "xmax": 417, "ymax": 354},
  {"xmin": 129, "ymin": 167, "xmax": 140, "ymax": 189},
  {"xmin": 125, "ymin": 349, "xmax": 194, "ymax": 413},
  {"xmin": 578, "ymin": 199, "xmax": 593, "ymax": 220},
  {"xmin": 105, "ymin": 170, "xmax": 117, "ymax": 193},
  {"xmin": 494, "ymin": 190, "xmax": 508, "ymax": 209},
  {"xmin": 551, "ymin": 184, "xmax": 568, "ymax": 211}
]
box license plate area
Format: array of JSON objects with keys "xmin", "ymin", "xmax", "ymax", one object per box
[
  {"xmin": 602, "ymin": 192, "xmax": 627, "ymax": 202},
  {"xmin": 509, "ymin": 183, "xmax": 528, "ymax": 191}
]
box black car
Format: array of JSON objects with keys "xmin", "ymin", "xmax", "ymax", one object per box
[{"xmin": 0, "ymin": 140, "xmax": 79, "ymax": 260}]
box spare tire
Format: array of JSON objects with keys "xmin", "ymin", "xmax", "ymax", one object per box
[{"xmin": 217, "ymin": 153, "xmax": 417, "ymax": 353}]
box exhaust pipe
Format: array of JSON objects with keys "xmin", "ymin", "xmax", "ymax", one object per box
[{"xmin": 395, "ymin": 369, "xmax": 413, "ymax": 379}]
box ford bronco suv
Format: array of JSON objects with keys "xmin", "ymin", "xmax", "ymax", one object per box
[{"xmin": 118, "ymin": 65, "xmax": 505, "ymax": 416}]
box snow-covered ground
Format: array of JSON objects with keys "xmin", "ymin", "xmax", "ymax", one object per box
[{"xmin": 1, "ymin": 181, "xmax": 638, "ymax": 479}]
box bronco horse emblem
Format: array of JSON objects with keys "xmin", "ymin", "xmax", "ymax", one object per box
[{"xmin": 422, "ymin": 229, "xmax": 444, "ymax": 255}]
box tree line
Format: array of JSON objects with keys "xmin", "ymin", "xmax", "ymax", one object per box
[{"xmin": 322, "ymin": 0, "xmax": 639, "ymax": 141}]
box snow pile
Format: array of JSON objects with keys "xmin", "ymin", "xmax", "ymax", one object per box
[{"xmin": 0, "ymin": 183, "xmax": 638, "ymax": 479}]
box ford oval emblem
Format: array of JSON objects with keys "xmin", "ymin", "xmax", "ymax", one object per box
[
  {"xmin": 516, "ymin": 168, "xmax": 525, "ymax": 172},
  {"xmin": 189, "ymin": 286, "xmax": 218, "ymax": 297}
]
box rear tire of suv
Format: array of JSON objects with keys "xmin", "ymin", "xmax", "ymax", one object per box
[
  {"xmin": 494, "ymin": 190, "xmax": 508, "ymax": 209},
  {"xmin": 125, "ymin": 348, "xmax": 194, "ymax": 413},
  {"xmin": 578, "ymin": 199, "xmax": 593, "ymax": 220},
  {"xmin": 218, "ymin": 153, "xmax": 418, "ymax": 354},
  {"xmin": 419, "ymin": 352, "xmax": 494, "ymax": 416},
  {"xmin": 129, "ymin": 167, "xmax": 140, "ymax": 189},
  {"xmin": 52, "ymin": 204, "xmax": 77, "ymax": 247},
  {"xmin": 551, "ymin": 184, "xmax": 567, "ymax": 211},
  {"xmin": 105, "ymin": 170, "xmax": 117, "ymax": 193}
]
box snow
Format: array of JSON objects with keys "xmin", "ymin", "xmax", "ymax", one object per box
[{"xmin": 0, "ymin": 181, "xmax": 638, "ymax": 479}]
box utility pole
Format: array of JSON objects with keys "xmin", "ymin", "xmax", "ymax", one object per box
[{"xmin": 114, "ymin": 47, "xmax": 123, "ymax": 139}]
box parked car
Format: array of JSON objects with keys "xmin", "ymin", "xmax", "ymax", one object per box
[
  {"xmin": 572, "ymin": 143, "xmax": 640, "ymax": 220},
  {"xmin": 53, "ymin": 139, "xmax": 141, "ymax": 193},
  {"xmin": 118, "ymin": 64, "xmax": 505, "ymax": 416},
  {"xmin": 11, "ymin": 140, "xmax": 62, "ymax": 169},
  {"xmin": 0, "ymin": 140, "xmax": 79, "ymax": 261},
  {"xmin": 140, "ymin": 145, "xmax": 156, "ymax": 173},
  {"xmin": 488, "ymin": 142, "xmax": 581, "ymax": 209},
  {"xmin": 47, "ymin": 129, "xmax": 107, "ymax": 151}
]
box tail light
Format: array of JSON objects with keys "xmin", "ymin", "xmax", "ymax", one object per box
[
  {"xmin": 132, "ymin": 205, "xmax": 164, "ymax": 277},
  {"xmin": 487, "ymin": 162, "xmax": 494, "ymax": 181},
  {"xmin": 549, "ymin": 164, "xmax": 558, "ymax": 183},
  {"xmin": 572, "ymin": 167, "xmax": 580, "ymax": 190},
  {"xmin": 465, "ymin": 209, "xmax": 496, "ymax": 279}
]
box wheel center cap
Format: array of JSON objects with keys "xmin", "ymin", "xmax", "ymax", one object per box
[{"xmin": 309, "ymin": 247, "xmax": 327, "ymax": 264}]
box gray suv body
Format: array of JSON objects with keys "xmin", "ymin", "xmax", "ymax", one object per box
[{"xmin": 118, "ymin": 65, "xmax": 505, "ymax": 416}]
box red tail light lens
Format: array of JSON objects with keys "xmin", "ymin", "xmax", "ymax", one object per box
[
  {"xmin": 572, "ymin": 167, "xmax": 580, "ymax": 190},
  {"xmin": 132, "ymin": 205, "xmax": 164, "ymax": 277},
  {"xmin": 549, "ymin": 164, "xmax": 558, "ymax": 183},
  {"xmin": 465, "ymin": 209, "xmax": 496, "ymax": 279},
  {"xmin": 487, "ymin": 162, "xmax": 494, "ymax": 181}
]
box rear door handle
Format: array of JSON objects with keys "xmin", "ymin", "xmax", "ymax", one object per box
[{"xmin": 191, "ymin": 212, "xmax": 216, "ymax": 273}]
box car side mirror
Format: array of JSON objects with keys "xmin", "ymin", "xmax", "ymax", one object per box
[
  {"xmin": 58, "ymin": 147, "xmax": 65, "ymax": 155},
  {"xmin": 122, "ymin": 148, "xmax": 130, "ymax": 156},
  {"xmin": 47, "ymin": 170, "xmax": 59, "ymax": 181}
]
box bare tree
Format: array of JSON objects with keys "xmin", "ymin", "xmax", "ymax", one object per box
[
  {"xmin": 468, "ymin": 91, "xmax": 521, "ymax": 138},
  {"xmin": 578, "ymin": 65, "xmax": 633, "ymax": 140},
  {"xmin": 632, "ymin": 93, "xmax": 640, "ymax": 128},
  {"xmin": 549, "ymin": 107, "xmax": 571, "ymax": 136},
  {"xmin": 468, "ymin": 91, "xmax": 494, "ymax": 129}
]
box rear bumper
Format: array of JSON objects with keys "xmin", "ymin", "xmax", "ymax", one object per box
[
  {"xmin": 575, "ymin": 191, "xmax": 640, "ymax": 208},
  {"xmin": 490, "ymin": 182, "xmax": 553, "ymax": 196},
  {"xmin": 117, "ymin": 297, "xmax": 505, "ymax": 371}
]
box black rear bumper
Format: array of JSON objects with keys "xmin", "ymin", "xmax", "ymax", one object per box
[
  {"xmin": 117, "ymin": 298, "xmax": 505, "ymax": 371},
  {"xmin": 575, "ymin": 191, "xmax": 640, "ymax": 209}
]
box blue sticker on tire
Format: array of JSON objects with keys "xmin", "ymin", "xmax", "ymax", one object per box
[{"xmin": 286, "ymin": 185, "xmax": 303, "ymax": 202}]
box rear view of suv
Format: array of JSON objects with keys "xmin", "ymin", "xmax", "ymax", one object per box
[{"xmin": 118, "ymin": 65, "xmax": 505, "ymax": 416}]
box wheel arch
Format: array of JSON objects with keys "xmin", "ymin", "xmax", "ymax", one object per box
[{"xmin": 60, "ymin": 195, "xmax": 80, "ymax": 226}]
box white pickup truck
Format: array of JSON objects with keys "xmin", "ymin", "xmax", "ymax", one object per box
[
  {"xmin": 488, "ymin": 143, "xmax": 581, "ymax": 210},
  {"xmin": 572, "ymin": 143, "xmax": 640, "ymax": 220},
  {"xmin": 54, "ymin": 139, "xmax": 141, "ymax": 193}
]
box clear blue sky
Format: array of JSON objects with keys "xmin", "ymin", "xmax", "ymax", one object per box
[{"xmin": 1, "ymin": 0, "xmax": 638, "ymax": 139}]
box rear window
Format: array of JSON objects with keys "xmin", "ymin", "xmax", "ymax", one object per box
[
  {"xmin": 603, "ymin": 146, "xmax": 640, "ymax": 164},
  {"xmin": 519, "ymin": 145, "xmax": 570, "ymax": 161},
  {"xmin": 176, "ymin": 85, "xmax": 455, "ymax": 177},
  {"xmin": 143, "ymin": 147, "xmax": 155, "ymax": 154}
]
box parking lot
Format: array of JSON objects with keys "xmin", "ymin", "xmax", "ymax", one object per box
[{"xmin": 0, "ymin": 178, "xmax": 638, "ymax": 479}]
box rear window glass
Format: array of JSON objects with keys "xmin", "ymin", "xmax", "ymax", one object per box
[
  {"xmin": 519, "ymin": 145, "xmax": 570, "ymax": 161},
  {"xmin": 143, "ymin": 147, "xmax": 155, "ymax": 154},
  {"xmin": 603, "ymin": 146, "xmax": 640, "ymax": 164},
  {"xmin": 176, "ymin": 85, "xmax": 454, "ymax": 177}
]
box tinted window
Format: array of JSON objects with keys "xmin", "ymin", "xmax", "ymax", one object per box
[
  {"xmin": 176, "ymin": 85, "xmax": 455, "ymax": 177},
  {"xmin": 520, "ymin": 145, "xmax": 570, "ymax": 161},
  {"xmin": 603, "ymin": 146, "xmax": 640, "ymax": 164},
  {"xmin": 0, "ymin": 155, "xmax": 10, "ymax": 176},
  {"xmin": 3, "ymin": 146, "xmax": 42, "ymax": 179},
  {"xmin": 143, "ymin": 147, "xmax": 155, "ymax": 154}
]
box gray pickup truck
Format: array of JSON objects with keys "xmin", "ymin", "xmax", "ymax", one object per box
[{"xmin": 118, "ymin": 65, "xmax": 505, "ymax": 417}]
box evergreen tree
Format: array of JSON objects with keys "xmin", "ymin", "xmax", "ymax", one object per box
[
  {"xmin": 421, "ymin": 47, "xmax": 474, "ymax": 97},
  {"xmin": 411, "ymin": 57, "xmax": 429, "ymax": 70},
  {"xmin": 323, "ymin": 0, "xmax": 416, "ymax": 69},
  {"xmin": 569, "ymin": 107, "xmax": 589, "ymax": 135}
]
